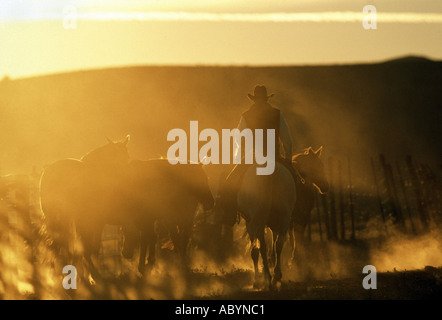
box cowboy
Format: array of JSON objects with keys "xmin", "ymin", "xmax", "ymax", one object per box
[{"xmin": 219, "ymin": 85, "xmax": 295, "ymax": 225}]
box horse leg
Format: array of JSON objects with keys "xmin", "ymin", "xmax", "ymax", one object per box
[
  {"xmin": 273, "ymin": 231, "xmax": 286, "ymax": 284},
  {"xmin": 181, "ymin": 231, "xmax": 191, "ymax": 268},
  {"xmin": 258, "ymin": 233, "xmax": 272, "ymax": 289},
  {"xmin": 251, "ymin": 237, "xmax": 260, "ymax": 289},
  {"xmin": 79, "ymin": 229, "xmax": 101, "ymax": 284},
  {"xmin": 146, "ymin": 224, "xmax": 157, "ymax": 273},
  {"xmin": 138, "ymin": 230, "xmax": 148, "ymax": 275},
  {"xmin": 293, "ymin": 222, "xmax": 306, "ymax": 273},
  {"xmin": 170, "ymin": 224, "xmax": 190, "ymax": 269},
  {"xmin": 138, "ymin": 219, "xmax": 157, "ymax": 275},
  {"xmin": 121, "ymin": 224, "xmax": 138, "ymax": 259},
  {"xmin": 289, "ymin": 220, "xmax": 296, "ymax": 262},
  {"xmin": 270, "ymin": 231, "xmax": 277, "ymax": 268}
]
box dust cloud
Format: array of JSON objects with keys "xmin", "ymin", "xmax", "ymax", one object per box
[{"xmin": 0, "ymin": 62, "xmax": 441, "ymax": 299}]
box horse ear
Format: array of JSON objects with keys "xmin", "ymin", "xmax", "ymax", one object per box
[
  {"xmin": 123, "ymin": 135, "xmax": 130, "ymax": 146},
  {"xmin": 315, "ymin": 146, "xmax": 323, "ymax": 157},
  {"xmin": 304, "ymin": 147, "xmax": 313, "ymax": 155}
]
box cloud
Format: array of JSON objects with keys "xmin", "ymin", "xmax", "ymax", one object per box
[{"xmin": 3, "ymin": 10, "xmax": 442, "ymax": 24}]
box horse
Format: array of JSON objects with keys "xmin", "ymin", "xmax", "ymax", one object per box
[
  {"xmin": 219, "ymin": 160, "xmax": 297, "ymax": 289},
  {"xmin": 120, "ymin": 159, "xmax": 214, "ymax": 274},
  {"xmin": 289, "ymin": 146, "xmax": 329, "ymax": 267},
  {"xmin": 39, "ymin": 136, "xmax": 130, "ymax": 269}
]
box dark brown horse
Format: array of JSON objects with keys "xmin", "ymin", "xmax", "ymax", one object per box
[
  {"xmin": 40, "ymin": 136, "xmax": 130, "ymax": 267},
  {"xmin": 289, "ymin": 146, "xmax": 329, "ymax": 266},
  {"xmin": 121, "ymin": 159, "xmax": 214, "ymax": 274}
]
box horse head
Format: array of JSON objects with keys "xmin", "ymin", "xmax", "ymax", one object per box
[
  {"xmin": 81, "ymin": 135, "xmax": 130, "ymax": 168},
  {"xmin": 292, "ymin": 146, "xmax": 329, "ymax": 194}
]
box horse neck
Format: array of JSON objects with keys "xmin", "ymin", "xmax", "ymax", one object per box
[
  {"xmin": 81, "ymin": 147, "xmax": 106, "ymax": 164},
  {"xmin": 81, "ymin": 145, "xmax": 127, "ymax": 169},
  {"xmin": 292, "ymin": 160, "xmax": 313, "ymax": 188}
]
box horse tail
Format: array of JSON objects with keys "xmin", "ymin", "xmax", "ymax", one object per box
[{"xmin": 40, "ymin": 159, "xmax": 83, "ymax": 251}]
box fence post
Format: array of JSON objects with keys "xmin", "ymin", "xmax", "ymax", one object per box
[
  {"xmin": 370, "ymin": 157, "xmax": 387, "ymax": 229},
  {"xmin": 338, "ymin": 160, "xmax": 346, "ymax": 240},
  {"xmin": 387, "ymin": 162, "xmax": 406, "ymax": 230},
  {"xmin": 347, "ymin": 157, "xmax": 356, "ymax": 240},
  {"xmin": 419, "ymin": 164, "xmax": 441, "ymax": 227},
  {"xmin": 405, "ymin": 155, "xmax": 429, "ymax": 231},
  {"xmin": 395, "ymin": 161, "xmax": 417, "ymax": 234},
  {"xmin": 379, "ymin": 154, "xmax": 404, "ymax": 228},
  {"xmin": 421, "ymin": 164, "xmax": 442, "ymax": 226},
  {"xmin": 314, "ymin": 192, "xmax": 323, "ymax": 241},
  {"xmin": 327, "ymin": 157, "xmax": 338, "ymax": 240},
  {"xmin": 320, "ymin": 192, "xmax": 331, "ymax": 240}
]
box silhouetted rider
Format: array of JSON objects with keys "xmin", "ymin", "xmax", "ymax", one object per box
[{"xmin": 219, "ymin": 85, "xmax": 295, "ymax": 225}]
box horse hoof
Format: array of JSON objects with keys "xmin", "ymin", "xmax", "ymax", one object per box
[
  {"xmin": 138, "ymin": 264, "xmax": 147, "ymax": 276},
  {"xmin": 271, "ymin": 278, "xmax": 282, "ymax": 291},
  {"xmin": 253, "ymin": 279, "xmax": 264, "ymax": 290},
  {"xmin": 273, "ymin": 272, "xmax": 282, "ymax": 282}
]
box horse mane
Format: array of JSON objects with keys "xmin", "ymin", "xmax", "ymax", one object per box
[
  {"xmin": 292, "ymin": 146, "xmax": 320, "ymax": 163},
  {"xmin": 81, "ymin": 144, "xmax": 112, "ymax": 164},
  {"xmin": 292, "ymin": 151, "xmax": 307, "ymax": 162},
  {"xmin": 81, "ymin": 140, "xmax": 129, "ymax": 166}
]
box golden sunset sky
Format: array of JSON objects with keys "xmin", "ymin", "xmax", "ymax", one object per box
[{"xmin": 1, "ymin": 0, "xmax": 441, "ymax": 78}]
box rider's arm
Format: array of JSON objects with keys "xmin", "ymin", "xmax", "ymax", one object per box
[
  {"xmin": 237, "ymin": 116, "xmax": 247, "ymax": 130},
  {"xmin": 280, "ymin": 114, "xmax": 293, "ymax": 160},
  {"xmin": 233, "ymin": 116, "xmax": 247, "ymax": 159}
]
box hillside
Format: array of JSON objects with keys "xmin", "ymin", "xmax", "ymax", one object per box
[{"xmin": 0, "ymin": 57, "xmax": 441, "ymax": 180}]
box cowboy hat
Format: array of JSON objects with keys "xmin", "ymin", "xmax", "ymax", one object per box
[{"xmin": 247, "ymin": 85, "xmax": 274, "ymax": 102}]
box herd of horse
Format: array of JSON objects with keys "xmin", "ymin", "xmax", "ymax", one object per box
[{"xmin": 39, "ymin": 136, "xmax": 328, "ymax": 289}]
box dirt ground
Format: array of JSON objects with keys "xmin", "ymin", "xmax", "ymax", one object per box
[
  {"xmin": 44, "ymin": 237, "xmax": 442, "ymax": 300},
  {"xmin": 54, "ymin": 262, "xmax": 442, "ymax": 300},
  {"xmin": 204, "ymin": 267, "xmax": 442, "ymax": 300},
  {"xmin": 2, "ymin": 216, "xmax": 442, "ymax": 300}
]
